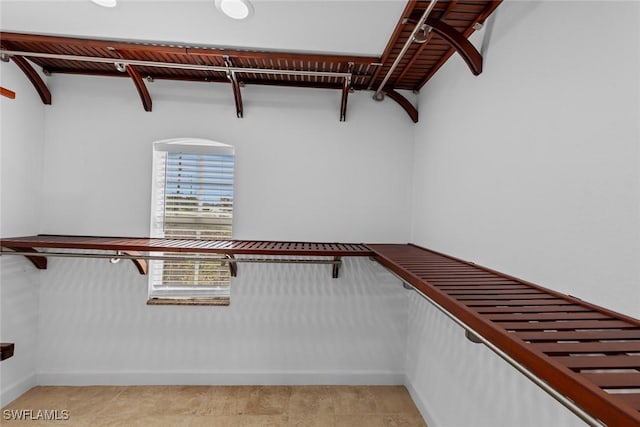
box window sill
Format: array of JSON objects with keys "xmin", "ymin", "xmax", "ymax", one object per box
[{"xmin": 146, "ymin": 297, "xmax": 230, "ymax": 306}]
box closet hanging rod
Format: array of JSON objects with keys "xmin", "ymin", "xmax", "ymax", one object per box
[
  {"xmin": 0, "ymin": 250, "xmax": 341, "ymax": 264},
  {"xmin": 382, "ymin": 267, "xmax": 606, "ymax": 427},
  {"xmin": 0, "ymin": 49, "xmax": 353, "ymax": 79},
  {"xmin": 373, "ymin": 0, "xmax": 438, "ymax": 100}
]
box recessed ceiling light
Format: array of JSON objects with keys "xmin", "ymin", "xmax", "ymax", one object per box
[
  {"xmin": 215, "ymin": 0, "xmax": 253, "ymax": 20},
  {"xmin": 91, "ymin": 0, "xmax": 117, "ymax": 8}
]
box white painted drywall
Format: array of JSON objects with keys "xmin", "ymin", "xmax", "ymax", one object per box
[
  {"xmin": 41, "ymin": 76, "xmax": 413, "ymax": 243},
  {"xmin": 405, "ymin": 292, "xmax": 587, "ymax": 427},
  {"xmin": 411, "ymin": 1, "xmax": 640, "ymax": 317},
  {"xmin": 0, "ymin": 63, "xmax": 45, "ymax": 405},
  {"xmin": 34, "ymin": 76, "xmax": 413, "ymax": 385},
  {"xmin": 406, "ymin": 1, "xmax": 639, "ymax": 426}
]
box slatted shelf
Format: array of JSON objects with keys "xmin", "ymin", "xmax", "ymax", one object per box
[
  {"xmin": 0, "ymin": 235, "xmax": 372, "ymax": 256},
  {"xmin": 366, "ymin": 243, "xmax": 640, "ymax": 427},
  {"xmin": 2, "ymin": 235, "xmax": 639, "ymax": 425},
  {"xmin": 0, "ymin": 235, "xmax": 373, "ymax": 279}
]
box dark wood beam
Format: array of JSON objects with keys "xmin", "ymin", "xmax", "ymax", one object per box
[
  {"xmin": 1, "ymin": 42, "xmax": 51, "ymax": 105},
  {"xmin": 125, "ymin": 64, "xmax": 152, "ymax": 112},
  {"xmin": 416, "ymin": 1, "xmax": 502, "ymax": 90},
  {"xmin": 384, "ymin": 89, "xmax": 418, "ymax": 123},
  {"xmin": 425, "ymin": 17, "xmax": 482, "ymax": 75}
]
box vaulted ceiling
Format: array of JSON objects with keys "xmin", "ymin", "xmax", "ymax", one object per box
[{"xmin": 0, "ymin": 0, "xmax": 501, "ymax": 122}]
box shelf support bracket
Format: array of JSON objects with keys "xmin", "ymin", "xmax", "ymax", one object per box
[
  {"xmin": 383, "ymin": 89, "xmax": 418, "ymax": 123},
  {"xmin": 224, "ymin": 56, "xmax": 243, "ymax": 118},
  {"xmin": 0, "ymin": 44, "xmax": 51, "ymax": 105},
  {"xmin": 3, "ymin": 246, "xmax": 47, "ymax": 269},
  {"xmin": 332, "ymin": 256, "xmax": 342, "ymax": 279},
  {"xmin": 339, "ymin": 63, "xmax": 354, "ymax": 122},
  {"xmin": 425, "ymin": 17, "xmax": 483, "ymax": 75},
  {"xmin": 121, "ymin": 251, "xmax": 148, "ymax": 275},
  {"xmin": 226, "ymin": 254, "xmax": 238, "ymax": 277},
  {"xmin": 125, "ymin": 64, "xmax": 152, "ymax": 112}
]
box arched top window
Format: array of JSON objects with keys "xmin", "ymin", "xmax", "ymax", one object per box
[{"xmin": 149, "ymin": 138, "xmax": 235, "ymax": 305}]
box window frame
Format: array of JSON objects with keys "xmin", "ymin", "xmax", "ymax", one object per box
[{"xmin": 148, "ymin": 138, "xmax": 235, "ymax": 304}]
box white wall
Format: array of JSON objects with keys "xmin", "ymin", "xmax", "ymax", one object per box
[
  {"xmin": 405, "ymin": 292, "xmax": 587, "ymax": 427},
  {"xmin": 407, "ymin": 1, "xmax": 639, "ymax": 426},
  {"xmin": 0, "ymin": 63, "xmax": 45, "ymax": 405},
  {"xmin": 411, "ymin": 0, "xmax": 640, "ymax": 317},
  {"xmin": 42, "ymin": 76, "xmax": 413, "ymax": 242},
  {"xmin": 35, "ymin": 76, "xmax": 414, "ymax": 385}
]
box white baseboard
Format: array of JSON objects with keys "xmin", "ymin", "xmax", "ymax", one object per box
[
  {"xmin": 1, "ymin": 374, "xmax": 37, "ymax": 407},
  {"xmin": 405, "ymin": 375, "xmax": 439, "ymax": 427},
  {"xmin": 38, "ymin": 370, "xmax": 404, "ymax": 386}
]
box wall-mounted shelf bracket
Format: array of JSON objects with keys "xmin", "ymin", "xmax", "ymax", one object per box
[
  {"xmin": 1, "ymin": 249, "xmax": 346, "ymax": 279},
  {"xmin": 0, "ymin": 43, "xmax": 52, "ymax": 104},
  {"xmin": 0, "ymin": 343, "xmax": 15, "ymax": 361}
]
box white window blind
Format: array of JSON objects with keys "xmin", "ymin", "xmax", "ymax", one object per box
[{"xmin": 149, "ymin": 139, "xmax": 234, "ymax": 302}]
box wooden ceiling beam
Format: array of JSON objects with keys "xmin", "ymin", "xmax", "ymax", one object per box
[{"xmin": 384, "ymin": 89, "xmax": 418, "ymax": 123}]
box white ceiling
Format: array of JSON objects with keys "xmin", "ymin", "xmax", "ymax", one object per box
[{"xmin": 0, "ymin": 0, "xmax": 407, "ymax": 56}]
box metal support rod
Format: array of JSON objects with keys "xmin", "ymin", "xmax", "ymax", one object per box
[
  {"xmin": 373, "ymin": 0, "xmax": 438, "ymax": 100},
  {"xmin": 231, "ymin": 258, "xmax": 341, "ymax": 265},
  {"xmin": 1, "ymin": 250, "xmax": 341, "ymax": 265},
  {"xmin": 384, "ymin": 268, "xmax": 606, "ymax": 427},
  {"xmin": 1, "ymin": 250, "xmax": 227, "ymax": 263},
  {"xmin": 0, "ymin": 49, "xmax": 353, "ymax": 79}
]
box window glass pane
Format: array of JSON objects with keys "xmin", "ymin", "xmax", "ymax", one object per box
[{"xmin": 149, "ymin": 141, "xmax": 234, "ymax": 299}]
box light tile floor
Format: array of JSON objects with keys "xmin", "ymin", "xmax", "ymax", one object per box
[{"xmin": 2, "ymin": 385, "xmax": 427, "ymax": 426}]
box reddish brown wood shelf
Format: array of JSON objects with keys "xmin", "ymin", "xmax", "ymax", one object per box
[
  {"xmin": 0, "ymin": 343, "xmax": 15, "ymax": 361},
  {"xmin": 2, "ymin": 235, "xmax": 639, "ymax": 424},
  {"xmin": 0, "ymin": 235, "xmax": 373, "ymax": 278},
  {"xmin": 0, "ymin": 235, "xmax": 372, "ymax": 256},
  {"xmin": 367, "ymin": 243, "xmax": 640, "ymax": 427}
]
